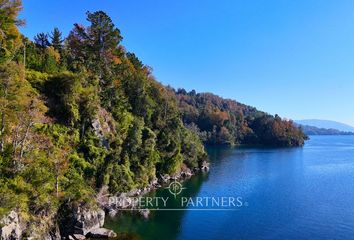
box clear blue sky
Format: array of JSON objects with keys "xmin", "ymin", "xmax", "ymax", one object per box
[{"xmin": 19, "ymin": 0, "xmax": 354, "ymax": 126}]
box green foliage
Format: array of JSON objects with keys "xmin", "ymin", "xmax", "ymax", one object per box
[
  {"xmin": 61, "ymin": 167, "xmax": 95, "ymax": 203},
  {"xmin": 44, "ymin": 72, "xmax": 81, "ymax": 126},
  {"xmin": 0, "ymin": 0, "xmax": 23, "ymax": 63},
  {"xmin": 248, "ymin": 114, "xmax": 307, "ymax": 146},
  {"xmin": 25, "ymin": 69, "xmax": 48, "ymax": 90},
  {"xmin": 66, "ymin": 11, "xmax": 123, "ymax": 77},
  {"xmin": 18, "ymin": 37, "xmax": 63, "ymax": 73},
  {"xmin": 43, "ymin": 72, "xmax": 99, "ymax": 128},
  {"xmin": 0, "ymin": 5, "xmax": 306, "ymax": 230},
  {"xmin": 0, "ymin": 177, "xmax": 30, "ymax": 216},
  {"xmin": 34, "ymin": 32, "xmax": 49, "ymax": 49},
  {"xmin": 42, "ymin": 46, "xmax": 60, "ymax": 73},
  {"xmin": 107, "ymin": 162, "xmax": 135, "ymax": 193},
  {"xmin": 181, "ymin": 127, "xmax": 207, "ymax": 169},
  {"xmin": 175, "ymin": 89, "xmax": 307, "ymax": 147},
  {"xmin": 50, "ymin": 27, "xmax": 63, "ymax": 51}
]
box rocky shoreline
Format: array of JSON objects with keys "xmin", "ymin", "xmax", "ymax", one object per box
[
  {"xmin": 0, "ymin": 162, "xmax": 209, "ymax": 240},
  {"xmin": 100, "ymin": 161, "xmax": 210, "ymax": 219}
]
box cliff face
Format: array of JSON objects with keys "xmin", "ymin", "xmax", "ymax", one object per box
[
  {"xmin": 0, "ymin": 205, "xmax": 113, "ymax": 240},
  {"xmin": 57, "ymin": 204, "xmax": 108, "ymax": 239},
  {"xmin": 0, "ymin": 211, "xmax": 60, "ymax": 240}
]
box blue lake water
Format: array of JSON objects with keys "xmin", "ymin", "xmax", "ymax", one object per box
[{"xmin": 105, "ymin": 136, "xmax": 354, "ymax": 240}]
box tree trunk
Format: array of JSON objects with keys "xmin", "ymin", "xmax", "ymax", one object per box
[
  {"xmin": 19, "ymin": 120, "xmax": 33, "ymax": 159},
  {"xmin": 0, "ymin": 113, "xmax": 5, "ymax": 152},
  {"xmin": 56, "ymin": 174, "xmax": 59, "ymax": 198}
]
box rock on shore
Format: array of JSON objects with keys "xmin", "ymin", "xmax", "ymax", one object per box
[{"xmin": 0, "ymin": 211, "xmax": 22, "ymax": 240}]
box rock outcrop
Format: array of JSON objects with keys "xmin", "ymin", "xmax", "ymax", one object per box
[
  {"xmin": 138, "ymin": 209, "xmax": 150, "ymax": 219},
  {"xmin": 102, "ymin": 164, "xmax": 203, "ymax": 220},
  {"xmin": 74, "ymin": 207, "xmax": 105, "ymax": 235},
  {"xmin": 26, "ymin": 221, "xmax": 61, "ymax": 240},
  {"xmin": 86, "ymin": 227, "xmax": 117, "ymax": 238},
  {"xmin": 58, "ymin": 204, "xmax": 106, "ymax": 238},
  {"xmin": 0, "ymin": 210, "xmax": 61, "ymax": 240},
  {"xmin": 68, "ymin": 234, "xmax": 86, "ymax": 240},
  {"xmin": 200, "ymin": 160, "xmax": 210, "ymax": 171},
  {"xmin": 0, "ymin": 211, "xmax": 22, "ymax": 240},
  {"xmin": 92, "ymin": 107, "xmax": 116, "ymax": 148}
]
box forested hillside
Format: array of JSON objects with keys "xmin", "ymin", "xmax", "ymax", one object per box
[
  {"xmin": 0, "ymin": 1, "xmax": 207, "ymax": 231},
  {"xmin": 297, "ymin": 124, "xmax": 354, "ymax": 135},
  {"xmin": 174, "ymin": 89, "xmax": 307, "ymax": 146},
  {"xmin": 0, "ymin": 0, "xmax": 306, "ymax": 237}
]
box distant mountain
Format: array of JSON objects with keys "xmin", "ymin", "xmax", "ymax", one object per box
[
  {"xmin": 295, "ymin": 119, "xmax": 354, "ymax": 133},
  {"xmin": 297, "ymin": 124, "xmax": 354, "ymax": 136}
]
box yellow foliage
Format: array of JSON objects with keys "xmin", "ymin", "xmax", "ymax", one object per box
[
  {"xmin": 46, "ymin": 46, "xmax": 60, "ymax": 63},
  {"xmin": 0, "ymin": 0, "xmax": 24, "ymax": 61}
]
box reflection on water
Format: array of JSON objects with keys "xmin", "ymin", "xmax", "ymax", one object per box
[
  {"xmin": 105, "ymin": 173, "xmax": 209, "ymax": 240},
  {"xmin": 105, "ymin": 136, "xmax": 354, "ymax": 240}
]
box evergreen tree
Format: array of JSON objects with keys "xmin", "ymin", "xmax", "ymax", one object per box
[
  {"xmin": 34, "ymin": 32, "xmax": 49, "ymax": 49},
  {"xmin": 67, "ymin": 11, "xmax": 123, "ymax": 79},
  {"xmin": 50, "ymin": 27, "xmax": 63, "ymax": 51},
  {"xmin": 0, "ymin": 6, "xmax": 307, "ymax": 237},
  {"xmin": 86, "ymin": 11, "xmax": 122, "ymax": 72}
]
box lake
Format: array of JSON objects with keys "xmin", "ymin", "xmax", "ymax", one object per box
[{"xmin": 105, "ymin": 135, "xmax": 354, "ymax": 240}]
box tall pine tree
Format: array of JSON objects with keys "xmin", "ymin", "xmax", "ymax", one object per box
[{"xmin": 50, "ymin": 27, "xmax": 63, "ymax": 51}]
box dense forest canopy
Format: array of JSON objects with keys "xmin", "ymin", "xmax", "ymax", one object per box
[
  {"xmin": 174, "ymin": 89, "xmax": 307, "ymax": 146},
  {"xmin": 0, "ymin": 0, "xmax": 206, "ymax": 224},
  {"xmin": 0, "ymin": 0, "xmax": 306, "ymax": 236}
]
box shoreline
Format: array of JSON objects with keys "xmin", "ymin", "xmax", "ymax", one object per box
[{"xmin": 98, "ymin": 161, "xmax": 210, "ymax": 220}]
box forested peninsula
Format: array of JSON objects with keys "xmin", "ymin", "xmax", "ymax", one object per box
[{"xmin": 0, "ymin": 1, "xmax": 307, "ymax": 239}]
